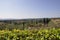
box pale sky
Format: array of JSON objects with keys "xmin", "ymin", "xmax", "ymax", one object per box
[{"xmin": 0, "ymin": 0, "xmax": 60, "ymax": 19}]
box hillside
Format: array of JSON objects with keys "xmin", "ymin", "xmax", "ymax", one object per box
[{"xmin": 0, "ymin": 18, "xmax": 60, "ymax": 30}]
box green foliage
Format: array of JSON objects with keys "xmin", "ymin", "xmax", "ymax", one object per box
[{"xmin": 0, "ymin": 28, "xmax": 60, "ymax": 40}]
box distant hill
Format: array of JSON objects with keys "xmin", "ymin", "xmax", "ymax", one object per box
[{"xmin": 0, "ymin": 18, "xmax": 60, "ymax": 30}]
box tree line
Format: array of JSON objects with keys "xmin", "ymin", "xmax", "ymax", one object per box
[{"xmin": 0, "ymin": 18, "xmax": 51, "ymax": 30}]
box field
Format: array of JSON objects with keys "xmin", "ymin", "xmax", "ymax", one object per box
[
  {"xmin": 0, "ymin": 28, "xmax": 60, "ymax": 40},
  {"xmin": 0, "ymin": 18, "xmax": 60, "ymax": 40}
]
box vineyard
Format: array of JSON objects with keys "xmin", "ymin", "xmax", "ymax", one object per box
[{"xmin": 0, "ymin": 28, "xmax": 60, "ymax": 40}]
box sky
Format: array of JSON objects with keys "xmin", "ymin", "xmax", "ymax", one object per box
[{"xmin": 0, "ymin": 0, "xmax": 60, "ymax": 19}]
